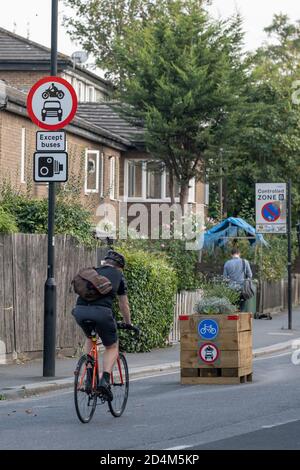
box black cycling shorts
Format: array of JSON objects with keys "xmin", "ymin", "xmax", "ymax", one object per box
[{"xmin": 72, "ymin": 305, "xmax": 118, "ymax": 347}]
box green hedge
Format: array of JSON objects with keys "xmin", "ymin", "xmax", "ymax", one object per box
[
  {"xmin": 0, "ymin": 206, "xmax": 18, "ymax": 233},
  {"xmin": 116, "ymin": 239, "xmax": 201, "ymax": 292},
  {"xmin": 0, "ymin": 192, "xmax": 95, "ymax": 246},
  {"xmin": 113, "ymin": 248, "xmax": 178, "ymax": 352}
]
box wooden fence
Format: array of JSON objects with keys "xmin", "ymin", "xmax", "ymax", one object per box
[
  {"xmin": 257, "ymin": 275, "xmax": 300, "ymax": 314},
  {"xmin": 0, "ymin": 234, "xmax": 97, "ymax": 358},
  {"xmin": 168, "ymin": 290, "xmax": 203, "ymax": 344}
]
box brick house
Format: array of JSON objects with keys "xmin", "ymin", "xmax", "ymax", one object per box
[
  {"xmin": 0, "ymin": 82, "xmax": 129, "ymax": 227},
  {"xmin": 77, "ymin": 103, "xmax": 209, "ymax": 235},
  {"xmin": 0, "ymin": 27, "xmax": 111, "ymax": 101},
  {"xmin": 0, "ymin": 27, "xmax": 209, "ymax": 238}
]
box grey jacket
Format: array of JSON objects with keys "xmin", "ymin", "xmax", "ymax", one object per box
[{"xmin": 223, "ymin": 257, "xmax": 252, "ymax": 288}]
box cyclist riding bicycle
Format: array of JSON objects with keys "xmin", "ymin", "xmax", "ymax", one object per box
[{"xmin": 72, "ymin": 250, "xmax": 131, "ymax": 401}]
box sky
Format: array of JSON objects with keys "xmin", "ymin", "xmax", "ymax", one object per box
[{"xmin": 0, "ymin": 0, "xmax": 299, "ymax": 59}]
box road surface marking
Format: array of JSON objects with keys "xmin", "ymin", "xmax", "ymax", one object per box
[
  {"xmin": 164, "ymin": 444, "xmax": 194, "ymax": 450},
  {"xmin": 254, "ymin": 352, "xmax": 291, "ymax": 361},
  {"xmin": 268, "ymin": 332, "xmax": 294, "ymax": 336},
  {"xmin": 262, "ymin": 418, "xmax": 299, "ymax": 429}
]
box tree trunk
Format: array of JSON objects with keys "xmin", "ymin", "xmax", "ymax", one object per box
[
  {"xmin": 180, "ymin": 184, "xmax": 189, "ymax": 211},
  {"xmin": 168, "ymin": 170, "xmax": 176, "ymax": 205}
]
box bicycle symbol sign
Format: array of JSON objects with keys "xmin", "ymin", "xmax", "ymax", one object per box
[{"xmin": 198, "ymin": 319, "xmax": 219, "ymax": 340}]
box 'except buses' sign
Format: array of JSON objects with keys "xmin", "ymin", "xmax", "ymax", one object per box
[{"xmin": 256, "ymin": 183, "xmax": 287, "ymax": 234}]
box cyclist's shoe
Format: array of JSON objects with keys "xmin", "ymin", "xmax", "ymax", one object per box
[{"xmin": 97, "ymin": 376, "xmax": 113, "ymax": 401}]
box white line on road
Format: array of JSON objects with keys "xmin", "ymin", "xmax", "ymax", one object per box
[
  {"xmin": 254, "ymin": 352, "xmax": 291, "ymax": 361},
  {"xmin": 268, "ymin": 332, "xmax": 295, "ymax": 336},
  {"xmin": 164, "ymin": 444, "xmax": 195, "ymax": 450},
  {"xmin": 262, "ymin": 418, "xmax": 299, "ymax": 429}
]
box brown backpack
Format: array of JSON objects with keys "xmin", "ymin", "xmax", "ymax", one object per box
[{"xmin": 71, "ymin": 267, "xmax": 112, "ymax": 302}]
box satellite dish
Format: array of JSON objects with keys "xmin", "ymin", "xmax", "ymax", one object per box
[{"xmin": 71, "ymin": 51, "xmax": 89, "ymax": 65}]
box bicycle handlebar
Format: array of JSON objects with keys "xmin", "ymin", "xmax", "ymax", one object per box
[{"xmin": 117, "ymin": 322, "xmax": 140, "ymax": 336}]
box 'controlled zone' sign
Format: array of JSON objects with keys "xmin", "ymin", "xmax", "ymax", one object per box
[{"xmin": 256, "ymin": 183, "xmax": 287, "ymax": 234}]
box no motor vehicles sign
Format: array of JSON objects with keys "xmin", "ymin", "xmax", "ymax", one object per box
[{"xmin": 27, "ymin": 76, "xmax": 77, "ymax": 130}]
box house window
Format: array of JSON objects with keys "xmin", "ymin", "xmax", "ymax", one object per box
[
  {"xmin": 165, "ymin": 170, "xmax": 180, "ymax": 198},
  {"xmin": 125, "ymin": 159, "xmax": 184, "ymax": 201},
  {"xmin": 20, "ymin": 127, "xmax": 26, "ymax": 183},
  {"xmin": 110, "ymin": 156, "xmax": 116, "ymax": 199},
  {"xmin": 146, "ymin": 161, "xmax": 163, "ymax": 199},
  {"xmin": 87, "ymin": 86, "xmax": 95, "ymax": 102},
  {"xmin": 85, "ymin": 150, "xmax": 100, "ymax": 193},
  {"xmin": 128, "ymin": 160, "xmax": 143, "ymax": 197}
]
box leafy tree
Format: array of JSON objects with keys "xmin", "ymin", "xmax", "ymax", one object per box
[
  {"xmin": 64, "ymin": 0, "xmax": 150, "ymax": 81},
  {"xmin": 208, "ymin": 14, "xmax": 300, "ymax": 223},
  {"xmin": 64, "ymin": 0, "xmax": 210, "ymax": 81},
  {"xmin": 113, "ymin": 1, "xmax": 246, "ymax": 207}
]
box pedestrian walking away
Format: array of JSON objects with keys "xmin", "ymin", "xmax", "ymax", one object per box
[{"xmin": 223, "ymin": 247, "xmax": 253, "ymax": 311}]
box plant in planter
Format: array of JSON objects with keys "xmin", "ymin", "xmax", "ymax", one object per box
[{"xmin": 194, "ymin": 297, "xmax": 236, "ymax": 315}]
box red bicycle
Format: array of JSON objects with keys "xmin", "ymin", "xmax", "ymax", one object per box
[{"xmin": 74, "ymin": 321, "xmax": 139, "ymax": 423}]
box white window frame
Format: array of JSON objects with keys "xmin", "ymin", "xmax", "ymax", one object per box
[
  {"xmin": 110, "ymin": 156, "xmax": 116, "ymax": 200},
  {"xmin": 124, "ymin": 159, "xmax": 180, "ymax": 202},
  {"xmin": 85, "ymin": 149, "xmax": 100, "ymax": 194},
  {"xmin": 188, "ymin": 178, "xmax": 196, "ymax": 203},
  {"xmin": 20, "ymin": 127, "xmax": 26, "ymax": 184},
  {"xmin": 73, "ymin": 78, "xmax": 78, "ymax": 98},
  {"xmin": 77, "ymin": 81, "xmax": 85, "ymax": 102},
  {"xmin": 86, "ymin": 85, "xmax": 95, "ymax": 102},
  {"xmin": 99, "ymin": 153, "xmax": 104, "ymax": 197},
  {"xmin": 205, "ymin": 183, "xmax": 209, "ymax": 206}
]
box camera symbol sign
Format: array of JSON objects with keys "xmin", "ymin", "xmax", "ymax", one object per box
[{"xmin": 34, "ymin": 152, "xmax": 68, "ymax": 182}]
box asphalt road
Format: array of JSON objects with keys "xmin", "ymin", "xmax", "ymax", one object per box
[{"xmin": 0, "ymin": 352, "xmax": 300, "ymax": 450}]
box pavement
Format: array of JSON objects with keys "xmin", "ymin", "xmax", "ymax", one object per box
[{"xmin": 1, "ymin": 308, "xmax": 300, "ymax": 401}]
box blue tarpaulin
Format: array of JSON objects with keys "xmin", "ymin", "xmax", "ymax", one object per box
[{"xmin": 202, "ymin": 217, "xmax": 268, "ymax": 251}]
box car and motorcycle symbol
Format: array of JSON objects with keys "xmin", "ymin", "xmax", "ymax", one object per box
[
  {"xmin": 41, "ymin": 83, "xmax": 65, "ymax": 122},
  {"xmin": 42, "ymin": 101, "xmax": 63, "ymax": 121},
  {"xmin": 199, "ymin": 343, "xmax": 219, "ymax": 364},
  {"xmin": 42, "ymin": 83, "xmax": 65, "ymax": 100},
  {"xmin": 27, "ymin": 76, "xmax": 77, "ymax": 131}
]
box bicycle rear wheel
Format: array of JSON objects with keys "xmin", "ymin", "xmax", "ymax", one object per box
[
  {"xmin": 74, "ymin": 355, "xmax": 97, "ymax": 423},
  {"xmin": 108, "ymin": 353, "xmax": 129, "ymax": 417}
]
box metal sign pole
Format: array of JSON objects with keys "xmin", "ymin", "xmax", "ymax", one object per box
[
  {"xmin": 43, "ymin": 0, "xmax": 58, "ymax": 377},
  {"xmin": 288, "ymin": 179, "xmax": 293, "ymax": 330}
]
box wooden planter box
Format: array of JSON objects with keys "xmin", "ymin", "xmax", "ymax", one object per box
[{"xmin": 180, "ymin": 313, "xmax": 253, "ymax": 385}]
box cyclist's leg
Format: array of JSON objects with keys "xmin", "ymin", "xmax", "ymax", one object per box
[
  {"xmin": 85, "ymin": 338, "xmax": 93, "ymax": 354},
  {"xmin": 103, "ymin": 342, "xmax": 119, "ymax": 374}
]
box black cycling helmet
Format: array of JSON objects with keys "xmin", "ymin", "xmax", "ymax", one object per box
[{"xmin": 104, "ymin": 250, "xmax": 125, "ymax": 268}]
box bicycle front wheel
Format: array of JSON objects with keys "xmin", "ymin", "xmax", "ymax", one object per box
[
  {"xmin": 108, "ymin": 353, "xmax": 129, "ymax": 417},
  {"xmin": 74, "ymin": 355, "xmax": 97, "ymax": 423}
]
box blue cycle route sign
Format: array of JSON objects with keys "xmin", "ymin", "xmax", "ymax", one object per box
[{"xmin": 198, "ymin": 319, "xmax": 219, "ymax": 340}]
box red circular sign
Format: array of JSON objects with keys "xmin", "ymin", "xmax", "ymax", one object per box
[
  {"xmin": 199, "ymin": 343, "xmax": 219, "ymax": 364},
  {"xmin": 261, "ymin": 202, "xmax": 281, "ymax": 222},
  {"xmin": 27, "ymin": 76, "xmax": 78, "ymax": 130}
]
